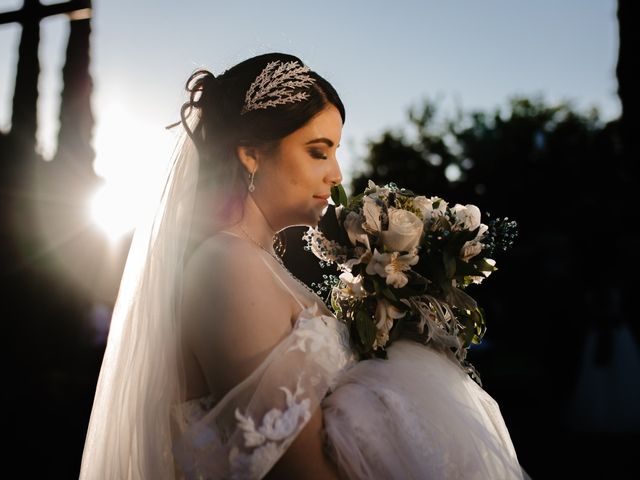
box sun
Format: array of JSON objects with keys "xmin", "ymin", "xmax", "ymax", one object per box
[
  {"xmin": 89, "ymin": 182, "xmax": 139, "ymax": 242},
  {"xmin": 89, "ymin": 101, "xmax": 176, "ymax": 242}
]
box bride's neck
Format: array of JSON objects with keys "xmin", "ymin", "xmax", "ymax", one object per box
[{"xmin": 234, "ymin": 193, "xmax": 278, "ymax": 253}]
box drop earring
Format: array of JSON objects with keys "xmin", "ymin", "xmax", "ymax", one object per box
[{"xmin": 248, "ymin": 169, "xmax": 256, "ymax": 192}]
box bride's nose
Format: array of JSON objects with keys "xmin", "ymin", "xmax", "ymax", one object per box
[{"xmin": 326, "ymin": 157, "xmax": 343, "ymax": 186}]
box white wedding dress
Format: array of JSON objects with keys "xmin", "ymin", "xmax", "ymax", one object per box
[{"xmin": 171, "ymin": 232, "xmax": 530, "ymax": 479}]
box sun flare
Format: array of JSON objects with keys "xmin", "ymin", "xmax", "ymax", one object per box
[{"xmin": 90, "ymin": 101, "xmax": 176, "ymax": 241}]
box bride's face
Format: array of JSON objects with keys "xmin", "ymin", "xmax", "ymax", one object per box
[{"xmin": 256, "ymin": 104, "xmax": 343, "ymax": 228}]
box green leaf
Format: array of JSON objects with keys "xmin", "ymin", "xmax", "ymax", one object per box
[
  {"xmin": 356, "ymin": 309, "xmax": 377, "ymax": 348},
  {"xmin": 470, "ymin": 308, "xmax": 487, "ymax": 344},
  {"xmin": 462, "ymin": 315, "xmax": 476, "ymax": 346},
  {"xmin": 381, "ymin": 287, "xmax": 398, "ymax": 302},
  {"xmin": 330, "ymin": 184, "xmax": 341, "ymax": 205},
  {"xmin": 331, "ymin": 184, "xmax": 348, "ymax": 208},
  {"xmin": 475, "ymin": 257, "xmax": 497, "ymax": 272},
  {"xmin": 330, "ymin": 294, "xmax": 341, "ymax": 315}
]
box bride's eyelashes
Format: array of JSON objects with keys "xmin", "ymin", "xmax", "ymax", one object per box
[{"xmin": 309, "ymin": 149, "xmax": 328, "ymax": 160}]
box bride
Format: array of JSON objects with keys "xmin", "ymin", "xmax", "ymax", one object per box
[{"xmin": 80, "ymin": 53, "xmax": 531, "ymax": 479}]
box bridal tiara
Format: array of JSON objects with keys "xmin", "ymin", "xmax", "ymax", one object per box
[{"xmin": 240, "ymin": 60, "xmax": 317, "ymax": 115}]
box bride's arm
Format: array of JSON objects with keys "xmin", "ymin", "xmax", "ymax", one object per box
[
  {"xmin": 179, "ymin": 237, "xmax": 339, "ymax": 479},
  {"xmin": 265, "ymin": 407, "xmax": 339, "ymax": 480}
]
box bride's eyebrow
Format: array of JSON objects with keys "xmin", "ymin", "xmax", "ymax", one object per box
[{"xmin": 305, "ymin": 138, "xmax": 340, "ymax": 148}]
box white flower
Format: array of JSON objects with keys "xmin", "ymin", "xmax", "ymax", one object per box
[
  {"xmin": 380, "ymin": 208, "xmax": 424, "ymax": 252},
  {"xmin": 341, "ymin": 246, "xmax": 372, "ymax": 272},
  {"xmin": 460, "ymin": 240, "xmax": 483, "ymax": 262},
  {"xmin": 373, "ymin": 298, "xmax": 406, "ymax": 350},
  {"xmin": 343, "ymin": 211, "xmax": 370, "ymax": 250},
  {"xmin": 412, "ymin": 196, "xmax": 430, "ymax": 221},
  {"xmin": 366, "ymin": 180, "xmax": 391, "ymax": 200},
  {"xmin": 362, "ymin": 196, "xmax": 382, "ymax": 234},
  {"xmin": 385, "ymin": 251, "xmax": 419, "ymax": 288},
  {"xmin": 414, "ymin": 196, "xmax": 448, "ymax": 224},
  {"xmin": 476, "ymin": 223, "xmax": 489, "ymax": 240},
  {"xmin": 451, "ymin": 203, "xmax": 481, "ymax": 232},
  {"xmin": 459, "ymin": 218, "xmax": 488, "ymax": 262},
  {"xmin": 365, "ymin": 248, "xmax": 391, "ymax": 278},
  {"xmin": 338, "ymin": 272, "xmax": 366, "ymax": 298},
  {"xmin": 365, "ymin": 248, "xmax": 419, "ymax": 288}
]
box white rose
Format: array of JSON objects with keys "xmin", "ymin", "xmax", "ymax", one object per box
[
  {"xmin": 451, "ymin": 204, "xmax": 481, "ymax": 231},
  {"xmin": 476, "ymin": 223, "xmax": 488, "ymax": 240},
  {"xmin": 380, "ymin": 208, "xmax": 424, "ymax": 252}
]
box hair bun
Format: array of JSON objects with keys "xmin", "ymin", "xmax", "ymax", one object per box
[
  {"xmin": 201, "ymin": 71, "xmax": 221, "ymax": 95},
  {"xmin": 182, "ymin": 69, "xmax": 218, "ymax": 107}
]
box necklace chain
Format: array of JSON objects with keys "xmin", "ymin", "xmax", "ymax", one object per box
[{"xmin": 237, "ymin": 224, "xmax": 317, "ymax": 298}]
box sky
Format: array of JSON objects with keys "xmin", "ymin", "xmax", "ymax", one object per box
[{"xmin": 0, "ymin": 0, "xmax": 621, "ymax": 233}]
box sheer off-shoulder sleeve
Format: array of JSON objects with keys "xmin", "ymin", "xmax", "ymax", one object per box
[{"xmin": 171, "ymin": 302, "xmax": 357, "ymax": 480}]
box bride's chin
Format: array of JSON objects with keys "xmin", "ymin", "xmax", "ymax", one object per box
[
  {"xmin": 287, "ymin": 205, "xmax": 327, "ymax": 228},
  {"xmin": 304, "ymin": 206, "xmax": 325, "ymax": 225}
]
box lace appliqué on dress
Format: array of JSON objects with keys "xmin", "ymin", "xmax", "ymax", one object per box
[
  {"xmin": 230, "ymin": 375, "xmax": 311, "ymax": 478},
  {"xmin": 172, "ymin": 302, "xmax": 358, "ymax": 479},
  {"xmin": 290, "ymin": 303, "xmax": 357, "ymax": 390},
  {"xmin": 227, "ymin": 304, "xmax": 357, "ymax": 479}
]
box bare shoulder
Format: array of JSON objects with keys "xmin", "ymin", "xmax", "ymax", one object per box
[
  {"xmin": 184, "ymin": 232, "xmax": 261, "ymax": 283},
  {"xmin": 181, "ymin": 233, "xmax": 294, "ymax": 384},
  {"xmin": 183, "ymin": 232, "xmax": 290, "ymax": 324}
]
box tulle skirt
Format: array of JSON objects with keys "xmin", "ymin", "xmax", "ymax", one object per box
[{"xmin": 322, "ymin": 339, "xmax": 531, "ymax": 479}]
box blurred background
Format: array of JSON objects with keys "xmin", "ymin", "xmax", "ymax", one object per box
[{"xmin": 1, "ymin": 0, "xmax": 637, "ymax": 477}]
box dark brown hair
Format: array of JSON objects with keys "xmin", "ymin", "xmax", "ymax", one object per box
[{"xmin": 171, "ymin": 52, "xmax": 346, "ymax": 251}]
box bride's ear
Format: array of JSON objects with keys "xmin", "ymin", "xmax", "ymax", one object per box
[{"xmin": 236, "ymin": 145, "xmax": 260, "ymax": 173}]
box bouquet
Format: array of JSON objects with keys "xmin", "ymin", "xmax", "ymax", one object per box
[{"xmin": 303, "ymin": 181, "xmax": 518, "ymax": 385}]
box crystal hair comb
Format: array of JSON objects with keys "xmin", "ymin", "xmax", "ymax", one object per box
[{"xmin": 240, "ymin": 60, "xmax": 317, "ymax": 115}]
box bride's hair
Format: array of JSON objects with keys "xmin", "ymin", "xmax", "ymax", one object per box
[{"xmin": 174, "ymin": 52, "xmax": 346, "ymax": 248}]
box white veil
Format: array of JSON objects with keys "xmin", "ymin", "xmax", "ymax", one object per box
[{"xmin": 80, "ymin": 111, "xmax": 200, "ymax": 479}]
